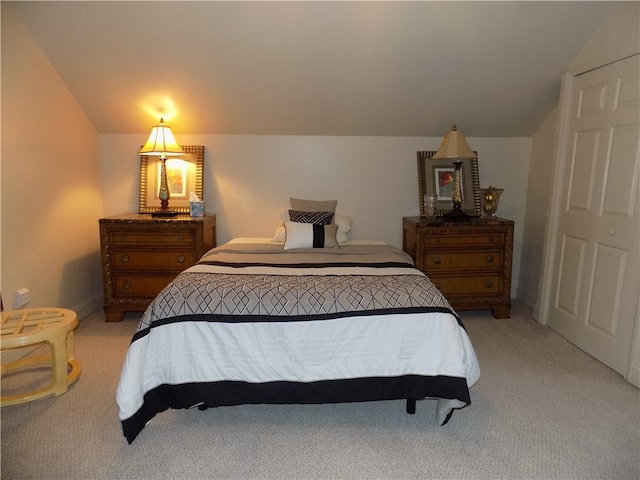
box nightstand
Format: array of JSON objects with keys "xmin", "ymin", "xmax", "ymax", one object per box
[
  {"xmin": 99, "ymin": 214, "xmax": 216, "ymax": 322},
  {"xmin": 402, "ymin": 216, "xmax": 514, "ymax": 318}
]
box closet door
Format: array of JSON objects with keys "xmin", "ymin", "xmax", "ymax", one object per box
[{"xmin": 543, "ymin": 55, "xmax": 639, "ymax": 376}]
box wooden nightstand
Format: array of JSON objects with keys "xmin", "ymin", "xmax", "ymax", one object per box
[
  {"xmin": 99, "ymin": 214, "xmax": 216, "ymax": 322},
  {"xmin": 402, "ymin": 216, "xmax": 514, "ymax": 318}
]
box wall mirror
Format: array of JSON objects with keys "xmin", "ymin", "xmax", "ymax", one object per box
[
  {"xmin": 417, "ymin": 151, "xmax": 481, "ymax": 218},
  {"xmin": 139, "ymin": 145, "xmax": 204, "ymax": 214}
]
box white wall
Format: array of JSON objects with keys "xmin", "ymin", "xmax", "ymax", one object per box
[
  {"xmin": 518, "ymin": 108, "xmax": 558, "ymax": 313},
  {"xmin": 99, "ymin": 133, "xmax": 531, "ymax": 295},
  {"xmin": 1, "ymin": 4, "xmax": 104, "ymax": 315},
  {"xmin": 2, "ymin": 1, "xmax": 632, "ymax": 318},
  {"xmin": 518, "ymin": 2, "xmax": 640, "ymax": 313},
  {"xmin": 569, "ymin": 1, "xmax": 640, "ymax": 76}
]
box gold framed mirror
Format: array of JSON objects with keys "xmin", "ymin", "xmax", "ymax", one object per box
[
  {"xmin": 417, "ymin": 151, "xmax": 481, "ymax": 218},
  {"xmin": 139, "ymin": 145, "xmax": 204, "ymax": 214}
]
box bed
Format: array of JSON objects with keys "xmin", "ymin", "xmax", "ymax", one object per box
[{"xmin": 116, "ymin": 235, "xmax": 480, "ymax": 444}]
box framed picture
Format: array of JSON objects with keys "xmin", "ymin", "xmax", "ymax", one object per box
[
  {"xmin": 139, "ymin": 145, "xmax": 204, "ymax": 214},
  {"xmin": 417, "ymin": 151, "xmax": 481, "ymax": 217}
]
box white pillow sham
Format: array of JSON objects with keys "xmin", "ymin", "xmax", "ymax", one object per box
[
  {"xmin": 283, "ymin": 221, "xmax": 339, "ymax": 250},
  {"xmin": 273, "ymin": 226, "xmax": 348, "ymax": 244}
]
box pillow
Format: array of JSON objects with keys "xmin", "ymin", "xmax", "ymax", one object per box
[
  {"xmin": 272, "ymin": 225, "xmax": 348, "ymax": 244},
  {"xmin": 272, "ymin": 210, "xmax": 352, "ymax": 243},
  {"xmin": 334, "ymin": 213, "xmax": 353, "ymax": 234},
  {"xmin": 288, "ymin": 210, "xmax": 334, "ymax": 225},
  {"xmin": 283, "ymin": 221, "xmax": 339, "ymax": 250},
  {"xmin": 290, "ymin": 197, "xmax": 337, "ymax": 213},
  {"xmin": 278, "ymin": 210, "xmax": 352, "ymax": 231}
]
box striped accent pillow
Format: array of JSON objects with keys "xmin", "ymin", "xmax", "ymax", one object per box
[
  {"xmin": 288, "ymin": 210, "xmax": 334, "ymax": 225},
  {"xmin": 283, "ymin": 221, "xmax": 339, "ymax": 250}
]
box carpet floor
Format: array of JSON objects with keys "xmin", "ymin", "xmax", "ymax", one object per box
[{"xmin": 1, "ymin": 301, "xmax": 638, "ymax": 479}]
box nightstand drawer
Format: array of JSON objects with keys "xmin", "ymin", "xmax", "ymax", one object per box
[
  {"xmin": 110, "ymin": 232, "xmax": 195, "ymax": 246},
  {"xmin": 112, "ymin": 274, "xmax": 178, "ymax": 298},
  {"xmin": 430, "ymin": 274, "xmax": 503, "ymax": 296},
  {"xmin": 110, "ymin": 249, "xmax": 194, "ymax": 271},
  {"xmin": 424, "ymin": 233, "xmax": 504, "ymax": 248},
  {"xmin": 424, "ymin": 250, "xmax": 503, "ymax": 271}
]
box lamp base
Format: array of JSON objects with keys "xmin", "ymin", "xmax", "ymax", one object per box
[
  {"xmin": 443, "ymin": 209, "xmax": 470, "ymax": 221},
  {"xmin": 151, "ymin": 209, "xmax": 179, "ymax": 217}
]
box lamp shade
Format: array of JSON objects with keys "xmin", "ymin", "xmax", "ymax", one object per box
[
  {"xmin": 432, "ymin": 124, "xmax": 477, "ymax": 160},
  {"xmin": 139, "ymin": 118, "xmax": 184, "ymax": 156}
]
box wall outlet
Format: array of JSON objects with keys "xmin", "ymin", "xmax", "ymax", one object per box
[{"xmin": 14, "ymin": 288, "xmax": 31, "ymax": 309}]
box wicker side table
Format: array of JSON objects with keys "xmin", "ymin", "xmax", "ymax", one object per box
[{"xmin": 1, "ymin": 308, "xmax": 82, "ymax": 406}]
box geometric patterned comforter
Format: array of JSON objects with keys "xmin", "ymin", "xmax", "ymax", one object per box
[{"xmin": 116, "ymin": 241, "xmax": 480, "ymax": 444}]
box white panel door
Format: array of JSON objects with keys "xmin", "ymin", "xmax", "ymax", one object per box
[{"xmin": 545, "ymin": 55, "xmax": 640, "ymax": 375}]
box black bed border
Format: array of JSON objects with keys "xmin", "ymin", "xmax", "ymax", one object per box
[{"xmin": 122, "ymin": 374, "xmax": 471, "ymax": 444}]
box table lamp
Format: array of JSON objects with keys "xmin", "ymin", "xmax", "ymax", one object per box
[
  {"xmin": 432, "ymin": 124, "xmax": 477, "ymax": 219},
  {"xmin": 139, "ymin": 118, "xmax": 185, "ymax": 217}
]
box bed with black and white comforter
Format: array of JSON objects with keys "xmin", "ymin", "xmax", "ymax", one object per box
[{"xmin": 116, "ymin": 240, "xmax": 480, "ymax": 443}]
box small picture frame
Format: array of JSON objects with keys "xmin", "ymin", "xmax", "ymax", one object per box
[
  {"xmin": 434, "ymin": 166, "xmax": 456, "ymax": 200},
  {"xmin": 139, "ymin": 145, "xmax": 204, "ymax": 214},
  {"xmin": 417, "ymin": 151, "xmax": 481, "ymax": 217}
]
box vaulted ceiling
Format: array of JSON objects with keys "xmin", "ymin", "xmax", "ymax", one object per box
[{"xmin": 9, "ymin": 1, "xmax": 616, "ymax": 137}]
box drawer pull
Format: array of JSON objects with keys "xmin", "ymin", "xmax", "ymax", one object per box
[
  {"xmin": 485, "ymin": 281, "xmax": 494, "ymax": 289},
  {"xmin": 123, "ymin": 281, "xmax": 131, "ymax": 290},
  {"xmin": 121, "ymin": 255, "xmax": 129, "ymax": 263},
  {"xmin": 434, "ymin": 283, "xmax": 441, "ymax": 289},
  {"xmin": 178, "ymin": 235, "xmax": 184, "ymax": 241},
  {"xmin": 177, "ymin": 255, "xmax": 186, "ymax": 263},
  {"xmin": 433, "ymin": 257, "xmax": 441, "ymax": 265},
  {"xmin": 488, "ymin": 236, "xmax": 494, "ymax": 243},
  {"xmin": 486, "ymin": 255, "xmax": 494, "ymax": 263}
]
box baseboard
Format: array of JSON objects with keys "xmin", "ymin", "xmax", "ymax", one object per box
[
  {"xmin": 626, "ymin": 361, "xmax": 640, "ymax": 388},
  {"xmin": 516, "ymin": 288, "xmax": 537, "ymax": 310},
  {"xmin": 532, "ymin": 304, "xmax": 541, "ymax": 322},
  {"xmin": 1, "ymin": 292, "xmax": 104, "ymax": 364},
  {"xmin": 73, "ymin": 292, "xmax": 104, "ymax": 321},
  {"xmin": 515, "ymin": 289, "xmax": 543, "ymax": 321}
]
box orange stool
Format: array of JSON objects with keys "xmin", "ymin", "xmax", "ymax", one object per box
[{"xmin": 1, "ymin": 308, "xmax": 82, "ymax": 406}]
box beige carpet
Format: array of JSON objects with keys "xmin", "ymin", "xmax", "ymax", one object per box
[{"xmin": 1, "ymin": 301, "xmax": 638, "ymax": 480}]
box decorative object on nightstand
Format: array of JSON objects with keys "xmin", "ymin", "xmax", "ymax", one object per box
[
  {"xmin": 480, "ymin": 186, "xmax": 504, "ymax": 220},
  {"xmin": 139, "ymin": 118, "xmax": 185, "ymax": 217},
  {"xmin": 139, "ymin": 145, "xmax": 205, "ymax": 215},
  {"xmin": 402, "ymin": 216, "xmax": 514, "ymax": 318},
  {"xmin": 417, "ymin": 151, "xmax": 481, "ymax": 220},
  {"xmin": 425, "ymin": 193, "xmax": 438, "ymax": 218},
  {"xmin": 431, "ymin": 124, "xmax": 478, "ymax": 220},
  {"xmin": 99, "ymin": 214, "xmax": 216, "ymax": 322}
]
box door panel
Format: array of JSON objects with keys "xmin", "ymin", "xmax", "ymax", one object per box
[
  {"xmin": 568, "ymin": 130, "xmax": 599, "ymax": 211},
  {"xmin": 546, "ymin": 55, "xmax": 640, "ymax": 375},
  {"xmin": 556, "ymin": 235, "xmax": 585, "ymax": 319},
  {"xmin": 587, "ymin": 243, "xmax": 626, "ymax": 335},
  {"xmin": 603, "ymin": 124, "xmax": 639, "ymax": 216}
]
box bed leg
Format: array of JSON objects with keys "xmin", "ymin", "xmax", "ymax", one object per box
[{"xmin": 406, "ymin": 399, "xmax": 416, "ymax": 414}]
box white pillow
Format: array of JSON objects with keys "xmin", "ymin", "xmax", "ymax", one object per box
[
  {"xmin": 283, "ymin": 221, "xmax": 339, "ymax": 250},
  {"xmin": 334, "ymin": 213, "xmax": 353, "ymax": 234},
  {"xmin": 272, "ymin": 210, "xmax": 353, "ymax": 242},
  {"xmin": 272, "ymin": 225, "xmax": 348, "ymax": 244}
]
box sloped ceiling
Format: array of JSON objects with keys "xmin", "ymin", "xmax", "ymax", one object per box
[{"xmin": 10, "ymin": 1, "xmax": 615, "ymax": 137}]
